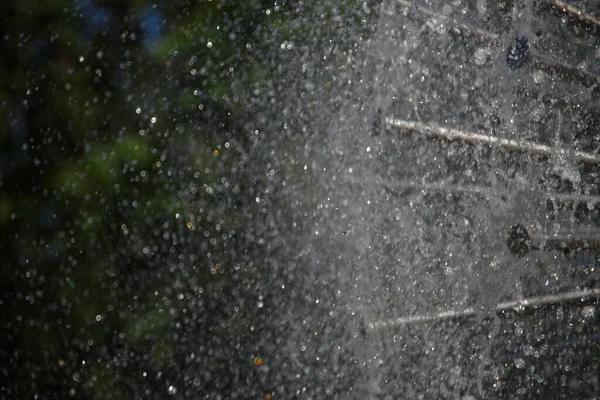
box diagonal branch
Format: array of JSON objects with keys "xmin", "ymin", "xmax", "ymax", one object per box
[
  {"xmin": 548, "ymin": 0, "xmax": 600, "ymax": 28},
  {"xmin": 371, "ymin": 288, "xmax": 600, "ymax": 329},
  {"xmin": 385, "ymin": 117, "xmax": 600, "ymax": 164}
]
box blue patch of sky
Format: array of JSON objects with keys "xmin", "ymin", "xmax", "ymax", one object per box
[
  {"xmin": 138, "ymin": 6, "xmax": 163, "ymax": 48},
  {"xmin": 74, "ymin": 0, "xmax": 113, "ymax": 39}
]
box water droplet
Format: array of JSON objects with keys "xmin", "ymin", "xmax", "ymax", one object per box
[
  {"xmin": 581, "ymin": 306, "xmax": 595, "ymax": 319},
  {"xmin": 522, "ymin": 344, "xmax": 533, "ymax": 356}
]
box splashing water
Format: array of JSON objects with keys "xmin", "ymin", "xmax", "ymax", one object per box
[{"xmin": 309, "ymin": 0, "xmax": 600, "ymax": 397}]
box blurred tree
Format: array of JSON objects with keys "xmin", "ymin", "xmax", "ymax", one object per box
[{"xmin": 0, "ymin": 0, "xmax": 376, "ymax": 398}]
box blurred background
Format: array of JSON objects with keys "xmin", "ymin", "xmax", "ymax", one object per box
[{"xmin": 0, "ymin": 1, "xmax": 377, "ymax": 398}]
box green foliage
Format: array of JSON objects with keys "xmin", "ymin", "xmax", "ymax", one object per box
[
  {"xmin": 125, "ymin": 309, "xmax": 172, "ymax": 343},
  {"xmin": 0, "ymin": 0, "xmax": 377, "ymax": 398}
]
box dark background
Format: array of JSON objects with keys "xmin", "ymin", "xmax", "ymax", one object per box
[{"xmin": 0, "ymin": 0, "xmax": 376, "ymax": 398}]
